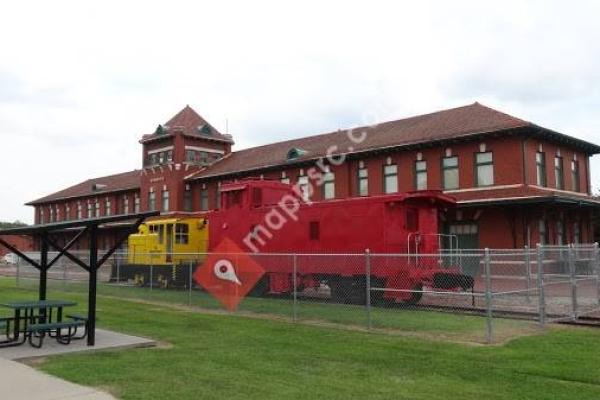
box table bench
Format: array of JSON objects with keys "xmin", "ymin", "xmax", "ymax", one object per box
[{"xmin": 27, "ymin": 320, "xmax": 87, "ymax": 348}]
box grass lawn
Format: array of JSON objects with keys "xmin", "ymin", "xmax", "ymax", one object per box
[
  {"xmin": 16, "ymin": 276, "xmax": 536, "ymax": 343},
  {"xmin": 1, "ymin": 278, "xmax": 600, "ymax": 399}
]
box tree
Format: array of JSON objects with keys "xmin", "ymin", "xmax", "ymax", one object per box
[{"xmin": 0, "ymin": 220, "xmax": 28, "ymax": 230}]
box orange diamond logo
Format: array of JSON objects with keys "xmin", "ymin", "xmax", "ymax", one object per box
[{"xmin": 194, "ymin": 238, "xmax": 265, "ymax": 311}]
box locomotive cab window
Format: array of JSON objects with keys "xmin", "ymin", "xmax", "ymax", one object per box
[
  {"xmin": 175, "ymin": 223, "xmax": 189, "ymax": 244},
  {"xmin": 309, "ymin": 221, "xmax": 320, "ymax": 240},
  {"xmin": 406, "ymin": 208, "xmax": 419, "ymax": 231}
]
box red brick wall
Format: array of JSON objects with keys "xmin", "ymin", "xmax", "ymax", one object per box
[{"xmin": 0, "ymin": 235, "xmax": 33, "ymax": 257}]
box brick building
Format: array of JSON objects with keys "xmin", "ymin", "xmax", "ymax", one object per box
[{"xmin": 27, "ymin": 103, "xmax": 600, "ymax": 250}]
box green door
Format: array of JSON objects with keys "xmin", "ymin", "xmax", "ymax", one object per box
[{"xmin": 447, "ymin": 223, "xmax": 480, "ymax": 277}]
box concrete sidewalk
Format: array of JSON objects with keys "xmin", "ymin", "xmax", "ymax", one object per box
[{"xmin": 0, "ymin": 357, "xmax": 116, "ymax": 399}]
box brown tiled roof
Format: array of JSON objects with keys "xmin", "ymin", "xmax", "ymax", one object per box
[
  {"xmin": 452, "ymin": 185, "xmax": 600, "ymax": 206},
  {"xmin": 140, "ymin": 105, "xmax": 234, "ymax": 144},
  {"xmin": 188, "ymin": 102, "xmax": 600, "ymax": 181},
  {"xmin": 184, "ymin": 103, "xmax": 534, "ymax": 180},
  {"xmin": 27, "ymin": 170, "xmax": 140, "ymax": 205}
]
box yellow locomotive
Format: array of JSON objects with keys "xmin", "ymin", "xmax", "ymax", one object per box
[{"xmin": 112, "ymin": 216, "xmax": 209, "ymax": 287}]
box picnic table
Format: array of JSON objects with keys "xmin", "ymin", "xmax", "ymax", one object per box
[{"xmin": 0, "ymin": 300, "xmax": 87, "ymax": 348}]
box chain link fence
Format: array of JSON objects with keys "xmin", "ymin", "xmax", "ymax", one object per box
[{"xmin": 1, "ymin": 244, "xmax": 599, "ymax": 344}]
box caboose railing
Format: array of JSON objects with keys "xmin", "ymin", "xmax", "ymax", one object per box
[{"xmin": 407, "ymin": 233, "xmax": 459, "ymax": 267}]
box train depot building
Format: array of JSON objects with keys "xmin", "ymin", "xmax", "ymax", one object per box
[{"xmin": 27, "ymin": 102, "xmax": 600, "ymax": 250}]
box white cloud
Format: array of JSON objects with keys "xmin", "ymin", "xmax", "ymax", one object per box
[{"xmin": 1, "ymin": 0, "xmax": 600, "ymax": 223}]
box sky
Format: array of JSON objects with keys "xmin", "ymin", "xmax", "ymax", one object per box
[{"xmin": 1, "ymin": 0, "xmax": 600, "ymax": 224}]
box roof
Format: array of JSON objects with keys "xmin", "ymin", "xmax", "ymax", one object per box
[
  {"xmin": 139, "ymin": 105, "xmax": 234, "ymax": 144},
  {"xmin": 452, "ymin": 185, "xmax": 600, "ymax": 207},
  {"xmin": 0, "ymin": 211, "xmax": 159, "ymax": 236},
  {"xmin": 187, "ymin": 102, "xmax": 600, "ymax": 181},
  {"xmin": 27, "ymin": 170, "xmax": 140, "ymax": 205}
]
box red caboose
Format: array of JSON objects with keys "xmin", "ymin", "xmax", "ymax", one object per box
[{"xmin": 208, "ymin": 180, "xmax": 472, "ymax": 303}]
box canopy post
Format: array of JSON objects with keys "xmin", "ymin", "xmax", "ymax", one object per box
[
  {"xmin": 87, "ymin": 226, "xmax": 98, "ymax": 346},
  {"xmin": 39, "ymin": 234, "xmax": 49, "ymax": 301}
]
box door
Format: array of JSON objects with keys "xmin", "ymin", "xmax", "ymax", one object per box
[
  {"xmin": 166, "ymin": 223, "xmax": 174, "ymax": 263},
  {"xmin": 446, "ymin": 222, "xmax": 480, "ymax": 277}
]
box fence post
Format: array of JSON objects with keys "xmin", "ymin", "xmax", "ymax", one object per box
[
  {"xmin": 292, "ymin": 254, "xmax": 298, "ymax": 323},
  {"xmin": 536, "ymin": 244, "xmax": 546, "ymax": 327},
  {"xmin": 149, "ymin": 261, "xmax": 153, "ymax": 291},
  {"xmin": 595, "ymin": 242, "xmax": 600, "ymax": 307},
  {"xmin": 116, "ymin": 253, "xmax": 121, "ymax": 285},
  {"xmin": 524, "ymin": 245, "xmax": 531, "ymax": 303},
  {"xmin": 63, "ymin": 256, "xmax": 68, "ymax": 290},
  {"xmin": 188, "ymin": 261, "xmax": 193, "ymax": 307},
  {"xmin": 569, "ymin": 244, "xmax": 578, "ymax": 321},
  {"xmin": 484, "ymin": 248, "xmax": 493, "ymax": 344},
  {"xmin": 16, "ymin": 256, "xmax": 20, "ymax": 288},
  {"xmin": 365, "ymin": 249, "xmax": 372, "ymax": 330}
]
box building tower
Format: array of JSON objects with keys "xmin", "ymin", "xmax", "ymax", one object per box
[{"xmin": 139, "ymin": 105, "xmax": 233, "ymax": 213}]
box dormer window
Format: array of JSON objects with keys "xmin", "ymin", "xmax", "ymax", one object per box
[
  {"xmin": 287, "ymin": 148, "xmax": 307, "ymax": 161},
  {"xmin": 154, "ymin": 124, "xmax": 167, "ymax": 135},
  {"xmin": 198, "ymin": 124, "xmax": 212, "ymax": 135}
]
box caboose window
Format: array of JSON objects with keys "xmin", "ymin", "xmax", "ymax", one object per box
[
  {"xmin": 406, "ymin": 208, "xmax": 419, "ymax": 231},
  {"xmin": 571, "ymin": 160, "xmax": 580, "ymax": 192},
  {"xmin": 175, "ymin": 224, "xmax": 189, "ymax": 244},
  {"xmin": 225, "ymin": 190, "xmax": 243, "ymax": 209},
  {"xmin": 309, "ymin": 221, "xmax": 320, "ymax": 240},
  {"xmin": 252, "ymin": 188, "xmax": 263, "ymax": 207}
]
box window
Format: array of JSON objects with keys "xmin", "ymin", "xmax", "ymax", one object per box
[
  {"xmin": 77, "ymin": 204, "xmax": 82, "ymax": 220},
  {"xmin": 475, "ymin": 152, "xmax": 494, "ymax": 187},
  {"xmin": 554, "ymin": 156, "xmax": 564, "ymax": 190},
  {"xmin": 406, "ymin": 208, "xmax": 419, "ymax": 231},
  {"xmin": 186, "ymin": 150, "xmax": 195, "ymax": 162},
  {"xmin": 87, "ymin": 203, "xmax": 93, "ymax": 218},
  {"xmin": 122, "ymin": 196, "xmax": 129, "ymax": 214},
  {"xmin": 322, "ymin": 171, "xmax": 335, "ymax": 200},
  {"xmin": 215, "ymin": 185, "xmax": 221, "ymax": 210},
  {"xmin": 298, "ymin": 175, "xmax": 310, "ymax": 201},
  {"xmin": 442, "ymin": 156, "xmax": 459, "ymax": 190},
  {"xmin": 383, "ymin": 164, "xmax": 398, "ymax": 194},
  {"xmin": 134, "ymin": 194, "xmax": 140, "ymax": 213},
  {"xmin": 415, "ymin": 160, "xmax": 427, "ymax": 190},
  {"xmin": 65, "ymin": 205, "xmax": 70, "ymax": 221},
  {"xmin": 556, "ymin": 220, "xmax": 565, "ymax": 245},
  {"xmin": 252, "ymin": 188, "xmax": 263, "ymax": 207},
  {"xmin": 49, "ymin": 207, "xmax": 55, "ymax": 223},
  {"xmin": 200, "ymin": 188, "xmax": 209, "ymax": 211},
  {"xmin": 309, "ymin": 221, "xmax": 320, "ymax": 240},
  {"xmin": 538, "ymin": 219, "xmax": 548, "ymax": 245},
  {"xmin": 161, "ymin": 190, "xmax": 170, "ymax": 212},
  {"xmin": 184, "ymin": 187, "xmax": 192, "ymax": 212},
  {"xmin": 105, "ymin": 198, "xmax": 111, "ymax": 216},
  {"xmin": 226, "ymin": 191, "xmax": 243, "ymax": 208},
  {"xmin": 148, "ymin": 192, "xmax": 156, "ymax": 211},
  {"xmin": 175, "ymin": 224, "xmax": 189, "ymax": 244},
  {"xmin": 281, "ymin": 177, "xmax": 290, "ymax": 185},
  {"xmin": 39, "ymin": 209, "xmax": 44, "ymax": 224},
  {"xmin": 573, "ymin": 222, "xmax": 581, "ymax": 244},
  {"xmin": 94, "ymin": 201, "xmax": 100, "ymax": 218},
  {"xmin": 358, "ymin": 167, "xmax": 368, "ymax": 196},
  {"xmin": 571, "ymin": 160, "xmax": 580, "ymax": 192},
  {"xmin": 536, "ymin": 152, "xmax": 546, "ymax": 187}
]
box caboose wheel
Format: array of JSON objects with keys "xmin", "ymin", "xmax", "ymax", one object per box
[{"xmin": 403, "ymin": 283, "xmax": 423, "ymax": 305}]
